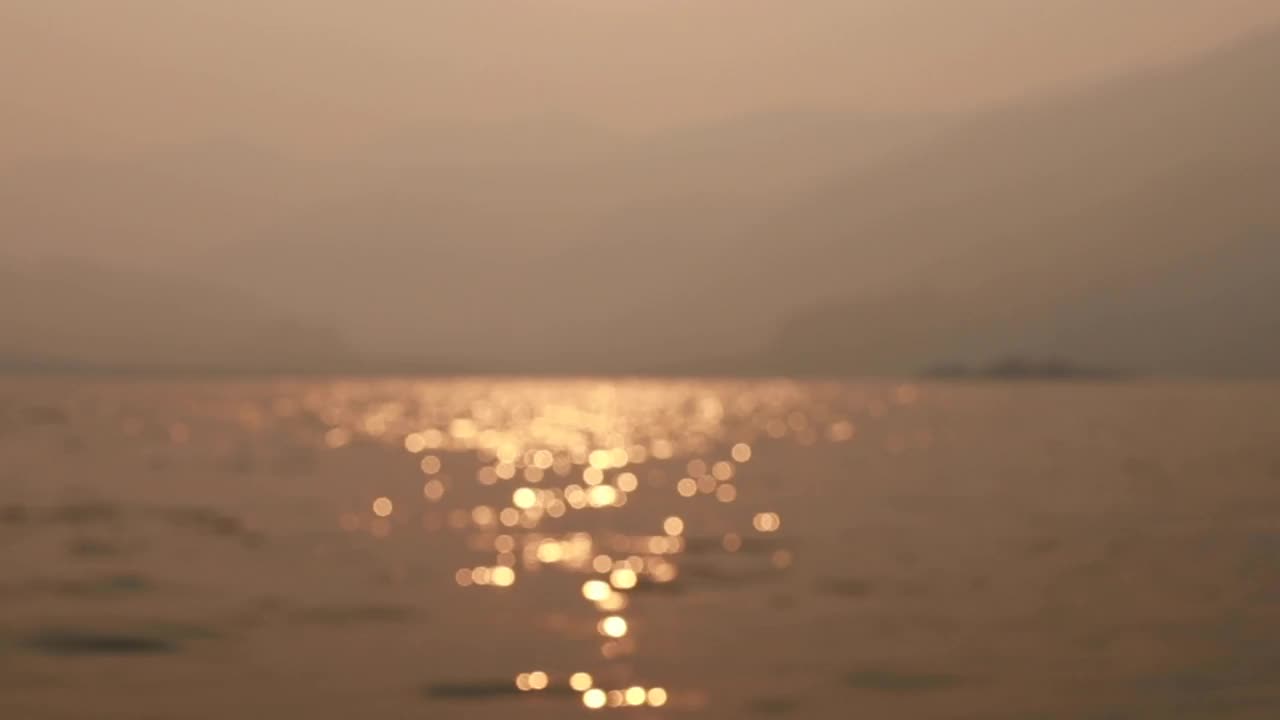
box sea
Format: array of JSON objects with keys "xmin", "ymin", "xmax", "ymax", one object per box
[{"xmin": 2, "ymin": 378, "xmax": 1278, "ymax": 719}]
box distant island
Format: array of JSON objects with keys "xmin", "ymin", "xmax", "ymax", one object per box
[{"xmin": 922, "ymin": 356, "xmax": 1136, "ymax": 381}]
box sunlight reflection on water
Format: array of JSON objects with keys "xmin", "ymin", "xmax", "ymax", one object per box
[
  {"xmin": 314, "ymin": 380, "xmax": 866, "ymax": 710},
  {"xmin": 4, "ymin": 378, "xmax": 1280, "ymax": 719}
]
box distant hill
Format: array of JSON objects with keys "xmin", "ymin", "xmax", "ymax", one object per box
[
  {"xmin": 740, "ymin": 27, "xmax": 1280, "ymax": 377},
  {"xmin": 1, "ymin": 108, "xmax": 945, "ymax": 373},
  {"xmin": 921, "ymin": 357, "xmax": 1134, "ymax": 381},
  {"xmin": 194, "ymin": 110, "xmax": 945, "ymax": 369}
]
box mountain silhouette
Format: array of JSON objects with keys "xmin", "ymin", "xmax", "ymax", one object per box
[{"xmin": 745, "ymin": 26, "xmax": 1280, "ymax": 376}]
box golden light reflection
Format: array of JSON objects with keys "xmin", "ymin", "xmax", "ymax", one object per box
[
  {"xmin": 609, "ymin": 567, "xmax": 638, "ymax": 590},
  {"xmin": 404, "ymin": 433, "xmax": 428, "ymax": 453},
  {"xmin": 715, "ymin": 484, "xmax": 738, "ymax": 503},
  {"xmin": 647, "ymin": 687, "xmax": 669, "ymax": 707},
  {"xmin": 587, "ymin": 485, "xmax": 618, "ymax": 507},
  {"xmin": 497, "ymin": 444, "xmax": 519, "ymax": 464},
  {"xmin": 599, "ymin": 616, "xmax": 628, "ymax": 638},
  {"xmin": 423, "ymin": 479, "xmax": 445, "ymax": 501},
  {"xmin": 597, "ymin": 592, "xmax": 628, "ymax": 611},
  {"xmin": 512, "ymin": 487, "xmax": 538, "ymax": 509},
  {"xmin": 828, "ymin": 419, "xmax": 857, "ymax": 442},
  {"xmin": 325, "ymin": 380, "xmax": 844, "ymax": 712},
  {"xmin": 583, "ymin": 580, "xmax": 612, "ymax": 602},
  {"xmin": 536, "ymin": 540, "xmax": 564, "ymax": 563},
  {"xmin": 553, "ymin": 455, "xmax": 573, "ymax": 477},
  {"xmin": 753, "ymin": 511, "xmax": 782, "ymax": 532},
  {"xmin": 616, "ymin": 472, "xmax": 639, "ymax": 492},
  {"xmin": 471, "ymin": 505, "xmax": 496, "ymax": 526},
  {"xmin": 588, "ymin": 449, "xmax": 612, "ymax": 469},
  {"xmin": 663, "ymin": 516, "xmax": 685, "ymax": 536},
  {"xmin": 533, "ymin": 449, "xmax": 554, "ymax": 469},
  {"xmin": 449, "ymin": 418, "xmax": 477, "ymax": 439},
  {"xmin": 583, "ymin": 688, "xmax": 607, "ymax": 709},
  {"xmin": 712, "ymin": 461, "xmax": 734, "ymax": 481},
  {"xmin": 650, "ymin": 561, "xmax": 678, "ymax": 583},
  {"xmin": 570, "ymin": 672, "xmax": 594, "ymax": 692},
  {"xmin": 609, "ymin": 448, "xmax": 629, "ymax": 467}
]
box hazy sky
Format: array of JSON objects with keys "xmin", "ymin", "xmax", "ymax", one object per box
[
  {"xmin": 5, "ymin": 0, "xmax": 1279, "ymax": 158},
  {"xmin": 2, "ymin": 1, "xmax": 1277, "ymax": 374}
]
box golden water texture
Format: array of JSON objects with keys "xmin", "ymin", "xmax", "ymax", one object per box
[{"xmin": 2, "ymin": 378, "xmax": 1279, "ymax": 719}]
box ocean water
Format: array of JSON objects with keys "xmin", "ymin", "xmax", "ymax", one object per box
[{"xmin": 1, "ymin": 378, "xmax": 1278, "ymax": 719}]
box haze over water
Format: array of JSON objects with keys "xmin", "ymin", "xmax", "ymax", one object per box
[
  {"xmin": 4, "ymin": 2, "xmax": 1279, "ymax": 377},
  {"xmin": 3, "ymin": 378, "xmax": 1279, "ymax": 718}
]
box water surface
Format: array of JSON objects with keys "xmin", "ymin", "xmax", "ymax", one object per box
[{"xmin": 1, "ymin": 378, "xmax": 1278, "ymax": 719}]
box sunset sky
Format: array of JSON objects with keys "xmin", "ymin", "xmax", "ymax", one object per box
[{"xmin": 5, "ymin": 0, "xmax": 1279, "ymax": 158}]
